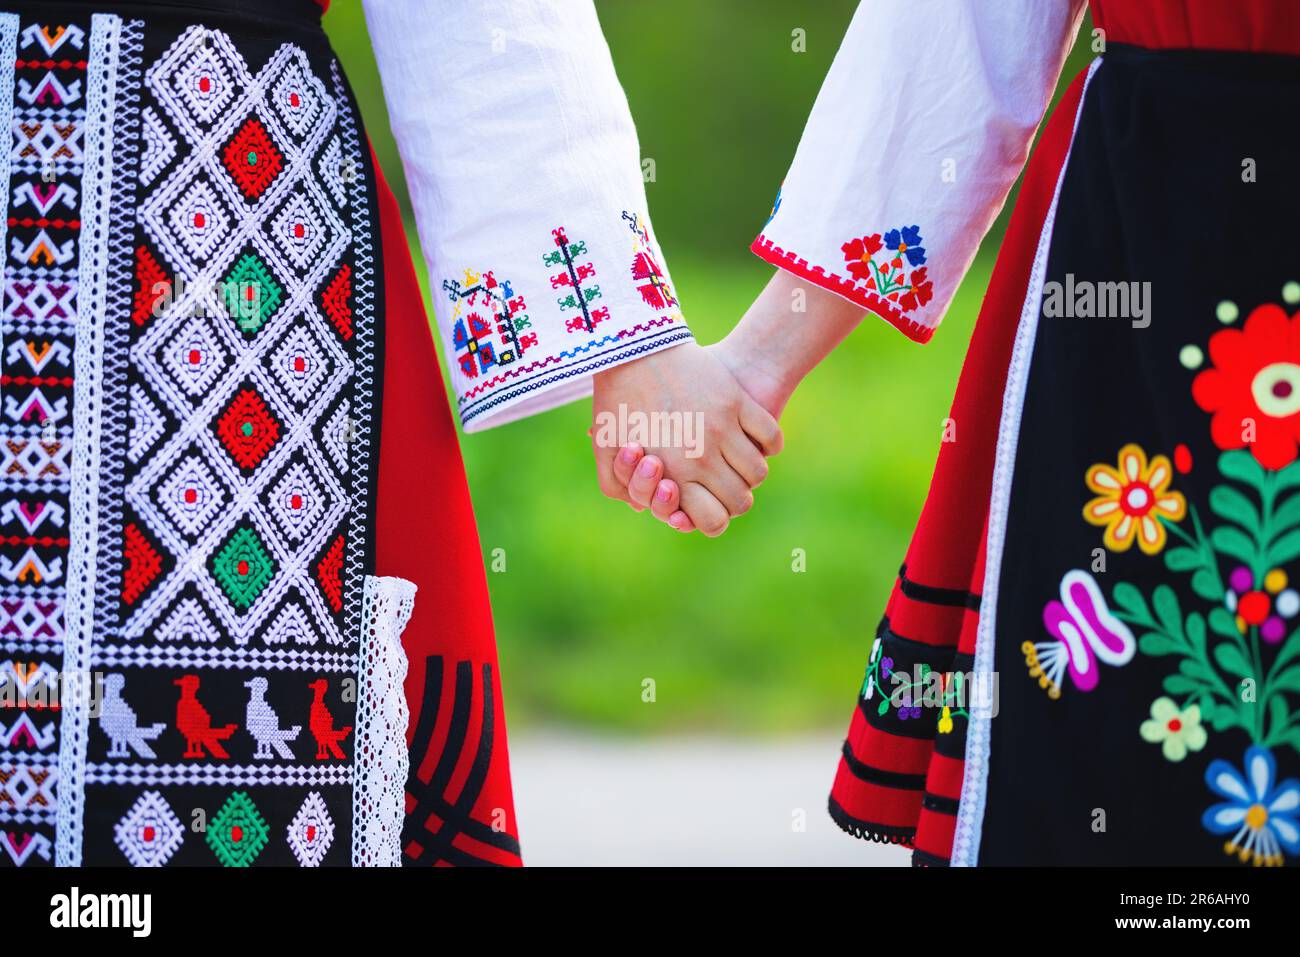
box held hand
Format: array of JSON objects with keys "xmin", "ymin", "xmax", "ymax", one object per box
[
  {"xmin": 611, "ymin": 338, "xmax": 782, "ymax": 532},
  {"xmin": 611, "ymin": 271, "xmax": 869, "ymax": 532},
  {"xmin": 610, "ymin": 446, "xmax": 694, "ymax": 531},
  {"xmin": 591, "ymin": 341, "xmax": 782, "ymax": 537}
]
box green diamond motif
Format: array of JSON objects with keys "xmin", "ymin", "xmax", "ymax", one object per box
[
  {"xmin": 206, "ymin": 791, "xmax": 270, "ymax": 867},
  {"xmin": 221, "ymin": 252, "xmax": 283, "ymax": 333},
  {"xmin": 211, "ymin": 524, "xmax": 276, "ymax": 609}
]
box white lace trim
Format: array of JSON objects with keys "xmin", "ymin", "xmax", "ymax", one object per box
[
  {"xmin": 950, "ymin": 58, "xmax": 1101, "ymax": 868},
  {"xmin": 351, "ymin": 574, "xmax": 416, "ymax": 867},
  {"xmin": 55, "ymin": 13, "xmax": 124, "ymax": 867},
  {"xmin": 332, "ymin": 61, "xmax": 380, "ymax": 657}
]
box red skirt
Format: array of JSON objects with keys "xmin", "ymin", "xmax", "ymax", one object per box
[{"xmin": 374, "ymin": 161, "xmax": 521, "ymax": 867}]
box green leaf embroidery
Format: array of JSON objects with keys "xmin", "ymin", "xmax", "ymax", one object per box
[
  {"xmin": 1213, "ymin": 642, "xmax": 1253, "ymax": 679},
  {"xmin": 1267, "ymin": 528, "xmax": 1300, "ymax": 568},
  {"xmin": 1152, "ymin": 585, "xmax": 1183, "ymax": 636},
  {"xmin": 1209, "ymin": 485, "xmax": 1263, "ymax": 536},
  {"xmin": 1139, "ymin": 633, "xmax": 1182, "ymax": 657},
  {"xmin": 1208, "ymin": 607, "xmax": 1240, "ymax": 640},
  {"xmin": 1269, "ymin": 665, "xmax": 1300, "ymax": 696},
  {"xmin": 1163, "ymin": 674, "xmax": 1202, "ymax": 697},
  {"xmin": 1219, "ymin": 449, "xmax": 1266, "ymax": 490},
  {"xmin": 1111, "ymin": 581, "xmax": 1149, "ymax": 621},
  {"xmin": 1210, "ymin": 526, "xmax": 1257, "ymax": 569},
  {"xmin": 1163, "ymin": 547, "xmax": 1202, "ymax": 573},
  {"xmin": 1191, "ymin": 569, "xmax": 1224, "ymax": 602}
]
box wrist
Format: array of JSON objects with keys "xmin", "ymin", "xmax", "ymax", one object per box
[
  {"xmin": 714, "ymin": 326, "xmax": 800, "ymax": 417},
  {"xmin": 592, "ymin": 339, "xmax": 693, "ymax": 388}
]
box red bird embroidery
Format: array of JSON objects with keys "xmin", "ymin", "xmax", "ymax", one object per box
[
  {"xmin": 307, "ymin": 678, "xmax": 352, "ymax": 760},
  {"xmin": 173, "ymin": 674, "xmax": 238, "ymax": 759}
]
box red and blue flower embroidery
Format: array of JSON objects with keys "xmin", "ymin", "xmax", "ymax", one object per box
[{"xmin": 842, "ymin": 225, "xmax": 934, "ymax": 314}]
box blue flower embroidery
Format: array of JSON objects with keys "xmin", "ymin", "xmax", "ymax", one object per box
[
  {"xmin": 883, "ymin": 225, "xmax": 926, "ymax": 267},
  {"xmin": 765, "ymin": 185, "xmax": 782, "ymax": 226},
  {"xmin": 1202, "ymin": 745, "xmax": 1300, "ymax": 866}
]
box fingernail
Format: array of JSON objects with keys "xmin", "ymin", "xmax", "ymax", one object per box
[
  {"xmin": 637, "ymin": 458, "xmax": 657, "ymax": 478},
  {"xmin": 669, "ymin": 513, "xmax": 686, "ymax": 529},
  {"xmin": 656, "ymin": 482, "xmax": 672, "ymax": 502},
  {"xmin": 619, "ymin": 445, "xmax": 640, "ymax": 465}
]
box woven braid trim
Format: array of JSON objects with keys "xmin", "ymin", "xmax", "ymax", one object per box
[{"xmin": 85, "ymin": 763, "xmax": 352, "ymax": 786}]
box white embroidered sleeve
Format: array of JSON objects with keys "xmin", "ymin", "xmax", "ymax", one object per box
[
  {"xmin": 753, "ymin": 0, "xmax": 1087, "ymax": 343},
  {"xmin": 363, "ymin": 0, "xmax": 691, "ymax": 431}
]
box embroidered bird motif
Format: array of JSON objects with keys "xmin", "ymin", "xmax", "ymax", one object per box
[
  {"xmin": 100, "ymin": 673, "xmax": 166, "ymax": 759},
  {"xmin": 243, "ymin": 676, "xmax": 300, "ymax": 760},
  {"xmin": 307, "ymin": 678, "xmax": 351, "ymax": 760},
  {"xmin": 173, "ymin": 674, "xmax": 238, "ymax": 759}
]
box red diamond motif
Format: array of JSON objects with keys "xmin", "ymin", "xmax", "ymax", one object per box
[
  {"xmin": 222, "ymin": 118, "xmax": 283, "ymax": 200},
  {"xmin": 316, "ymin": 534, "xmax": 344, "ymax": 613},
  {"xmin": 320, "ymin": 264, "xmax": 352, "ymax": 341},
  {"xmin": 133, "ymin": 245, "xmax": 170, "ymax": 326},
  {"xmin": 122, "ymin": 522, "xmax": 163, "ymax": 606},
  {"xmin": 216, "ymin": 388, "xmax": 282, "ymax": 470}
]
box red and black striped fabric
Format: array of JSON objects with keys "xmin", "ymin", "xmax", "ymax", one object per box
[{"xmin": 828, "ymin": 68, "xmax": 1092, "ymax": 865}]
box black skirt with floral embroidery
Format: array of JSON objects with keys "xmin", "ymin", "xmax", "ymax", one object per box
[{"xmin": 974, "ymin": 44, "xmax": 1300, "ymax": 865}]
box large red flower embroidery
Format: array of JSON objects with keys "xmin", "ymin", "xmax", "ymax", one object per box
[
  {"xmin": 1192, "ymin": 304, "xmax": 1300, "ymax": 470},
  {"xmin": 842, "ymin": 234, "xmax": 883, "ymax": 282},
  {"xmin": 898, "ymin": 267, "xmax": 934, "ymax": 312}
]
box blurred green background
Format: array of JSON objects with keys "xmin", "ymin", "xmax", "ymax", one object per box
[{"xmin": 324, "ymin": 1, "xmax": 1096, "ymax": 733}]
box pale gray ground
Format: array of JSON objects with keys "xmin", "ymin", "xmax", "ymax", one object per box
[{"xmin": 509, "ymin": 730, "xmax": 911, "ymax": 867}]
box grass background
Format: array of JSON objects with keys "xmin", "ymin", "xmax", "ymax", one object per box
[{"xmin": 323, "ymin": 1, "xmax": 1097, "ymax": 732}]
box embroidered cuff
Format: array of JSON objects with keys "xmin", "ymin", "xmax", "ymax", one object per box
[
  {"xmin": 751, "ymin": 199, "xmax": 938, "ymax": 345},
  {"xmin": 435, "ymin": 210, "xmax": 693, "ymax": 432},
  {"xmin": 744, "ymin": 0, "xmax": 1087, "ymax": 347}
]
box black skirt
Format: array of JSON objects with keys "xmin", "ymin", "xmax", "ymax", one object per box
[{"xmin": 974, "ymin": 44, "xmax": 1300, "ymax": 865}]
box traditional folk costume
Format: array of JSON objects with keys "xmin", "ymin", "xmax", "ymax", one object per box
[
  {"xmin": 1, "ymin": 0, "xmax": 686, "ymax": 866},
  {"xmin": 756, "ymin": 0, "xmax": 1300, "ymax": 865}
]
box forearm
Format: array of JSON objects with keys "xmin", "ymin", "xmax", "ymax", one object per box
[{"xmin": 719, "ymin": 269, "xmax": 866, "ymax": 418}]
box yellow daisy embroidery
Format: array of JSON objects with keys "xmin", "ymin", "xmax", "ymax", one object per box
[{"xmin": 1084, "ymin": 443, "xmax": 1186, "ymax": 555}]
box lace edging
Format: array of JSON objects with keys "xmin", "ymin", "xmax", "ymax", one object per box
[
  {"xmin": 351, "ymin": 574, "xmax": 416, "ymax": 867},
  {"xmin": 827, "ymin": 796, "xmax": 916, "ymax": 847}
]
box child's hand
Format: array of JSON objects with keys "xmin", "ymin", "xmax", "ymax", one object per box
[
  {"xmin": 591, "ymin": 342, "xmax": 782, "ymax": 537},
  {"xmin": 609, "ymin": 446, "xmax": 693, "ymax": 531},
  {"xmin": 607, "ymin": 271, "xmax": 866, "ymax": 533}
]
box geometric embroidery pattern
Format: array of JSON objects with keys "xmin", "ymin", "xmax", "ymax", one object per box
[
  {"xmin": 220, "ymin": 251, "xmax": 284, "ymax": 334},
  {"xmin": 624, "ymin": 210, "xmax": 677, "ymax": 312},
  {"xmin": 45, "ymin": 20, "xmax": 384, "ymax": 867},
  {"xmin": 214, "ymin": 387, "xmax": 282, "ymax": 471},
  {"xmin": 286, "ymin": 789, "xmax": 333, "ymax": 866},
  {"xmin": 139, "ymin": 107, "xmax": 175, "ymax": 188},
  {"xmin": 158, "ymin": 314, "xmax": 229, "ymax": 397},
  {"xmin": 113, "ymin": 790, "xmax": 184, "ymax": 866},
  {"xmin": 206, "ymin": 790, "xmax": 269, "ymax": 867},
  {"xmin": 544, "ymin": 226, "xmax": 606, "ymax": 334},
  {"xmin": 443, "ymin": 268, "xmax": 536, "ymax": 379},
  {"xmin": 154, "ymin": 454, "xmax": 227, "ymax": 539},
  {"xmin": 221, "ymin": 117, "xmax": 282, "ymax": 200},
  {"xmin": 210, "ymin": 525, "xmax": 276, "ymax": 610},
  {"xmin": 320, "ymin": 263, "xmax": 352, "ymax": 340},
  {"xmin": 267, "ymin": 462, "xmax": 329, "ymax": 544},
  {"xmin": 0, "ymin": 16, "xmax": 85, "ymax": 867}
]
